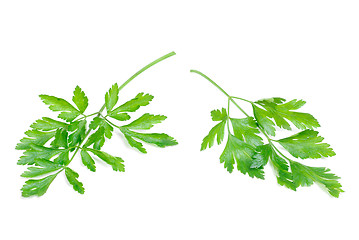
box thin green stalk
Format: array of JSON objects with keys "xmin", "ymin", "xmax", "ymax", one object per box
[
  {"xmin": 190, "ymin": 70, "xmax": 250, "ymax": 118},
  {"xmin": 67, "ymin": 146, "xmax": 81, "ymax": 166},
  {"xmin": 85, "ymin": 112, "xmax": 101, "ymax": 118},
  {"xmin": 104, "ymin": 117, "xmax": 121, "ymax": 130},
  {"xmin": 227, "ymin": 97, "xmax": 231, "ymax": 134},
  {"xmin": 269, "ymin": 141, "xmax": 293, "ymax": 162},
  {"xmin": 67, "ymin": 51, "xmax": 176, "ymax": 166},
  {"xmin": 190, "ymin": 70, "xmax": 230, "ymax": 98},
  {"xmin": 119, "ymin": 51, "xmax": 176, "ymax": 92},
  {"xmin": 231, "ymin": 96, "xmax": 253, "ymax": 104}
]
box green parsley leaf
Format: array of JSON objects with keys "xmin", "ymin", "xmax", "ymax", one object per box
[
  {"xmin": 123, "ymin": 134, "xmax": 147, "ymax": 153},
  {"xmin": 72, "ymin": 86, "xmax": 88, "ymax": 113},
  {"xmin": 252, "ymin": 105, "xmax": 276, "ymax": 136},
  {"xmin": 105, "ymin": 83, "xmax": 119, "ymax": 112},
  {"xmin": 220, "ymin": 134, "xmax": 264, "ymax": 179},
  {"xmin": 65, "ymin": 167, "xmax": 85, "ymax": 194},
  {"xmin": 50, "ymin": 128, "xmax": 68, "ymax": 148},
  {"xmin": 211, "ymin": 108, "xmax": 227, "ymax": 121},
  {"xmin": 89, "ymin": 117, "xmax": 113, "ymax": 139},
  {"xmin": 201, "ymin": 122, "xmax": 226, "ymax": 151},
  {"xmin": 16, "ymin": 129, "xmax": 56, "ymax": 150},
  {"xmin": 83, "ymin": 127, "xmax": 105, "ymax": 150},
  {"xmin": 54, "ymin": 151, "xmax": 70, "ymax": 165},
  {"xmin": 122, "ymin": 113, "xmax": 167, "ymax": 130},
  {"xmin": 277, "ymin": 130, "xmax": 336, "ymax": 159},
  {"xmin": 290, "ymin": 160, "xmax": 343, "ymax": 197},
  {"xmin": 30, "ymin": 117, "xmax": 68, "ymax": 131},
  {"xmin": 21, "ymin": 174, "xmax": 58, "ymax": 197},
  {"xmin": 68, "ymin": 120, "xmax": 87, "ymax": 147},
  {"xmin": 18, "ymin": 144, "xmax": 67, "ymax": 165},
  {"xmin": 201, "ymin": 108, "xmax": 227, "ymax": 151},
  {"xmin": 121, "ymin": 128, "xmax": 178, "ymax": 152},
  {"xmin": 255, "ymin": 98, "xmax": 320, "ymax": 131},
  {"xmin": 108, "ymin": 112, "xmax": 131, "ymax": 121},
  {"xmin": 250, "ymin": 144, "xmax": 272, "ymax": 168},
  {"xmin": 111, "ymin": 92, "xmax": 153, "ymax": 113},
  {"xmin": 80, "ymin": 150, "xmax": 96, "ymax": 172},
  {"xmin": 230, "ymin": 117, "xmax": 263, "ymax": 147},
  {"xmin": 251, "ymin": 145, "xmax": 295, "ymax": 190},
  {"xmin": 39, "ymin": 95, "xmax": 80, "ymax": 122},
  {"xmin": 21, "ymin": 159, "xmax": 62, "ymax": 178},
  {"xmin": 86, "ymin": 149, "xmax": 125, "ymax": 172}
]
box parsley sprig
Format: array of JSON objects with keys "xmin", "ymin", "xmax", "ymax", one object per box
[
  {"xmin": 16, "ymin": 52, "xmax": 178, "ymax": 197},
  {"xmin": 191, "ymin": 69, "xmax": 343, "ymax": 197}
]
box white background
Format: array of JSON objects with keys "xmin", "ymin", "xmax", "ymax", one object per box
[{"xmin": 0, "ymin": 1, "xmax": 358, "ymax": 239}]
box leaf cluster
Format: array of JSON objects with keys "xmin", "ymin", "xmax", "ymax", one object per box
[
  {"xmin": 202, "ymin": 97, "xmax": 342, "ymax": 197},
  {"xmin": 16, "ymin": 84, "xmax": 177, "ymax": 197}
]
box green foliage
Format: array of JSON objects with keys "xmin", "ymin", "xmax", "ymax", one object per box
[
  {"xmin": 51, "ymin": 128, "xmax": 68, "ymax": 148},
  {"xmin": 65, "ymin": 167, "xmax": 85, "ymax": 194},
  {"xmin": 16, "ymin": 130, "xmax": 56, "ymax": 150},
  {"xmin": 39, "ymin": 95, "xmax": 81, "ymax": 122},
  {"xmin": 290, "ymin": 161, "xmax": 343, "ymax": 197},
  {"xmin": 116, "ymin": 110, "xmax": 177, "ymax": 153},
  {"xmin": 120, "ymin": 128, "xmax": 177, "ymax": 153},
  {"xmin": 21, "ymin": 159, "xmax": 62, "ymax": 178},
  {"xmin": 105, "ymin": 83, "xmax": 119, "ymax": 112},
  {"xmin": 108, "ymin": 112, "xmax": 130, "ymax": 121},
  {"xmin": 68, "ymin": 120, "xmax": 87, "ymax": 147},
  {"xmin": 30, "ymin": 117, "xmax": 68, "ymax": 131},
  {"xmin": 83, "ymin": 127, "xmax": 105, "ymax": 150},
  {"xmin": 86, "ymin": 149, "xmax": 125, "ymax": 172},
  {"xmin": 230, "ymin": 117, "xmax": 263, "ymax": 147},
  {"xmin": 277, "ymin": 130, "xmax": 336, "ymax": 159},
  {"xmin": 122, "ymin": 113, "xmax": 167, "ymax": 130},
  {"xmin": 80, "ymin": 150, "xmax": 96, "ymax": 172},
  {"xmin": 251, "ymin": 144, "xmax": 296, "ymax": 190},
  {"xmin": 200, "ymin": 108, "xmax": 227, "ymax": 151},
  {"xmin": 211, "ymin": 108, "xmax": 227, "ymax": 121},
  {"xmin": 18, "ymin": 145, "xmax": 67, "ymax": 165},
  {"xmin": 252, "ymin": 105, "xmax": 276, "ymax": 136},
  {"xmin": 111, "ymin": 92, "xmax": 153, "ymax": 113},
  {"xmin": 72, "ymin": 86, "xmax": 88, "ymax": 113},
  {"xmin": 89, "ymin": 117, "xmax": 113, "ymax": 139},
  {"xmin": 220, "ymin": 134, "xmax": 264, "ymax": 178},
  {"xmin": 17, "ymin": 81, "xmax": 177, "ymax": 197},
  {"xmin": 21, "ymin": 174, "xmax": 58, "ymax": 197},
  {"xmin": 255, "ymin": 98, "xmax": 320, "ymax": 131},
  {"xmin": 194, "ymin": 69, "xmax": 342, "ymax": 197}
]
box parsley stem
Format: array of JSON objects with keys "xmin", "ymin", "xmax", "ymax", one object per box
[
  {"xmin": 98, "ymin": 51, "xmax": 177, "ymax": 117},
  {"xmin": 67, "ymin": 146, "xmax": 81, "ymax": 166},
  {"xmin": 85, "ymin": 112, "xmax": 100, "ymax": 118},
  {"xmin": 104, "ymin": 117, "xmax": 121, "ymax": 130},
  {"xmin": 227, "ymin": 97, "xmax": 231, "ymax": 134},
  {"xmin": 255, "ymin": 118, "xmax": 293, "ymax": 162},
  {"xmin": 190, "ymin": 70, "xmax": 250, "ymax": 118},
  {"xmin": 231, "ymin": 96, "xmax": 253, "ymax": 104},
  {"xmin": 269, "ymin": 141, "xmax": 293, "ymax": 162},
  {"xmin": 118, "ymin": 51, "xmax": 176, "ymax": 92}
]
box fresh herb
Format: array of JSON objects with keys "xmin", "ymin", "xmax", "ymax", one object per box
[
  {"xmin": 191, "ymin": 69, "xmax": 342, "ymax": 197},
  {"xmin": 16, "ymin": 52, "xmax": 178, "ymax": 197}
]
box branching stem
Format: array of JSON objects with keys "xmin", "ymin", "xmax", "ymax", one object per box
[
  {"xmin": 227, "ymin": 97, "xmax": 231, "ymax": 134},
  {"xmin": 190, "ymin": 70, "xmax": 250, "ymax": 118},
  {"xmin": 104, "ymin": 117, "xmax": 121, "ymax": 130}
]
